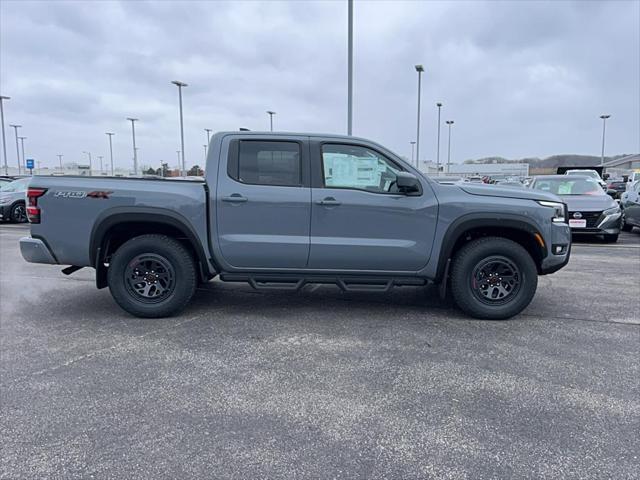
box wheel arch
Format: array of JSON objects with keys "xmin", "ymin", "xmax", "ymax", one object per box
[
  {"xmin": 90, "ymin": 208, "xmax": 214, "ymax": 288},
  {"xmin": 435, "ymin": 214, "xmax": 547, "ymax": 282}
]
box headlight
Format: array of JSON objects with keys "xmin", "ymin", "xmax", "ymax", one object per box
[
  {"xmin": 603, "ymin": 206, "xmax": 621, "ymax": 215},
  {"xmin": 537, "ymin": 200, "xmax": 566, "ymax": 223}
]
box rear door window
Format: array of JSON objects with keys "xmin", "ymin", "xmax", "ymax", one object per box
[{"xmin": 230, "ymin": 141, "xmax": 302, "ymax": 187}]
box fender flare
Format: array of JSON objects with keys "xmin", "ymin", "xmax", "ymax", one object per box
[
  {"xmin": 435, "ymin": 213, "xmax": 546, "ymax": 282},
  {"xmin": 89, "ymin": 207, "xmax": 214, "ymax": 282}
]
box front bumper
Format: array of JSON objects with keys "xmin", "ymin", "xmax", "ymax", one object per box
[
  {"xmin": 19, "ymin": 237, "xmax": 58, "ymax": 264},
  {"xmin": 540, "ymin": 222, "xmax": 571, "ymax": 275}
]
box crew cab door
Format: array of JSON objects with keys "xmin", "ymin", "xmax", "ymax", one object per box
[
  {"xmin": 308, "ymin": 141, "xmax": 437, "ymax": 271},
  {"xmin": 215, "ymin": 137, "xmax": 311, "ymax": 268}
]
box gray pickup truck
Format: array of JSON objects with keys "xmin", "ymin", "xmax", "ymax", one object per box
[{"xmin": 20, "ymin": 132, "xmax": 571, "ymax": 320}]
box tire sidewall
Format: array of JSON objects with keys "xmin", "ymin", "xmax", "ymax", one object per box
[
  {"xmin": 108, "ymin": 235, "xmax": 196, "ymax": 318},
  {"xmin": 451, "ymin": 238, "xmax": 538, "ymax": 320}
]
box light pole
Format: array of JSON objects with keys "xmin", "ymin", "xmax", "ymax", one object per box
[
  {"xmin": 415, "ymin": 64, "xmax": 424, "ymax": 169},
  {"xmin": 599, "ymin": 114, "xmax": 611, "ymax": 166},
  {"xmin": 106, "ymin": 132, "xmax": 115, "ymax": 176},
  {"xmin": 436, "ymin": 102, "xmax": 442, "ymax": 175},
  {"xmin": 126, "ymin": 118, "xmax": 138, "ymax": 175},
  {"xmin": 98, "ymin": 155, "xmax": 104, "ymax": 174},
  {"xmin": 347, "ymin": 0, "xmax": 353, "ymax": 135},
  {"xmin": 83, "ymin": 151, "xmax": 92, "ymax": 175},
  {"xmin": 266, "ymin": 111, "xmax": 276, "ymax": 132},
  {"xmin": 0, "ymin": 95, "xmax": 9, "ymax": 175},
  {"xmin": 203, "ymin": 144, "xmax": 207, "ymax": 160},
  {"xmin": 410, "ymin": 141, "xmax": 416, "ymax": 164},
  {"xmin": 9, "ymin": 124, "xmax": 21, "ymax": 174},
  {"xmin": 18, "ymin": 136, "xmax": 26, "ymax": 172},
  {"xmin": 205, "ymin": 128, "xmax": 212, "ymax": 146},
  {"xmin": 445, "ymin": 120, "xmax": 454, "ymax": 174},
  {"xmin": 57, "ymin": 154, "xmax": 63, "ymax": 170},
  {"xmin": 171, "ymin": 80, "xmax": 188, "ymax": 176},
  {"xmin": 176, "ymin": 150, "xmax": 181, "ymax": 171}
]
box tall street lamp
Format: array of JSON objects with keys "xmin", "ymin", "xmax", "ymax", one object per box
[
  {"xmin": 106, "ymin": 132, "xmax": 115, "ymax": 176},
  {"xmin": 18, "ymin": 136, "xmax": 26, "ymax": 172},
  {"xmin": 445, "ymin": 120, "xmax": 454, "ymax": 174},
  {"xmin": 203, "ymin": 144, "xmax": 207, "ymax": 160},
  {"xmin": 347, "ymin": 0, "xmax": 353, "ymax": 135},
  {"xmin": 266, "ymin": 111, "xmax": 276, "ymax": 132},
  {"xmin": 205, "ymin": 128, "xmax": 212, "ymax": 146},
  {"xmin": 436, "ymin": 102, "xmax": 443, "ymax": 175},
  {"xmin": 599, "ymin": 114, "xmax": 611, "ymax": 166},
  {"xmin": 98, "ymin": 155, "xmax": 104, "ymax": 174},
  {"xmin": 126, "ymin": 118, "xmax": 138, "ymax": 175},
  {"xmin": 410, "ymin": 141, "xmax": 416, "ymax": 164},
  {"xmin": 83, "ymin": 151, "xmax": 92, "ymax": 175},
  {"xmin": 9, "ymin": 124, "xmax": 21, "ymax": 174},
  {"xmin": 171, "ymin": 80, "xmax": 188, "ymax": 176},
  {"xmin": 57, "ymin": 154, "xmax": 63, "ymax": 170},
  {"xmin": 0, "ymin": 95, "xmax": 10, "ymax": 175},
  {"xmin": 176, "ymin": 150, "xmax": 181, "ymax": 171},
  {"xmin": 414, "ymin": 64, "xmax": 424, "ymax": 169}
]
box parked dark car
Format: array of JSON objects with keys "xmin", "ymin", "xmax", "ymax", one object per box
[
  {"xmin": 0, "ymin": 177, "xmax": 30, "ymax": 223},
  {"xmin": 620, "ymin": 181, "xmax": 640, "ymax": 232},
  {"xmin": 529, "ymin": 175, "xmax": 621, "ymax": 242},
  {"xmin": 606, "ymin": 180, "xmax": 627, "ymax": 198}
]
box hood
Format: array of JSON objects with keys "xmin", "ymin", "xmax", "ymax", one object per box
[
  {"xmin": 559, "ymin": 194, "xmax": 617, "ymax": 212},
  {"xmin": 459, "ymin": 184, "xmax": 562, "ymax": 203}
]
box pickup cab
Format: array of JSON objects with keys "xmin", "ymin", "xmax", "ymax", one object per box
[{"xmin": 20, "ymin": 132, "xmax": 571, "ymax": 320}]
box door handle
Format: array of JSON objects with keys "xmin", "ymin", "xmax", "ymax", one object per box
[
  {"xmin": 222, "ymin": 194, "xmax": 248, "ymax": 203},
  {"xmin": 316, "ymin": 197, "xmax": 341, "ymax": 206}
]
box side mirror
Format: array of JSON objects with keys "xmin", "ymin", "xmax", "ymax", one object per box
[{"xmin": 396, "ymin": 171, "xmax": 421, "ymax": 195}]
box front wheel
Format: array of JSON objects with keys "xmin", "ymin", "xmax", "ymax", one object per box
[
  {"xmin": 603, "ymin": 233, "xmax": 619, "ymax": 243},
  {"xmin": 450, "ymin": 237, "xmax": 538, "ymax": 320},
  {"xmin": 107, "ymin": 234, "xmax": 197, "ymax": 318}
]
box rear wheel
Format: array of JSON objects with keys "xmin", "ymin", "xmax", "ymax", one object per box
[
  {"xmin": 10, "ymin": 202, "xmax": 27, "ymax": 223},
  {"xmin": 107, "ymin": 234, "xmax": 197, "ymax": 318},
  {"xmin": 603, "ymin": 233, "xmax": 619, "ymax": 243},
  {"xmin": 621, "ymin": 212, "xmax": 633, "ymax": 232},
  {"xmin": 450, "ymin": 237, "xmax": 538, "ymax": 320}
]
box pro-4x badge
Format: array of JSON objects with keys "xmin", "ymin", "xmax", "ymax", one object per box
[{"xmin": 54, "ymin": 190, "xmax": 112, "ymax": 199}]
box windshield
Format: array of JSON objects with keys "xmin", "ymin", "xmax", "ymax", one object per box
[
  {"xmin": 0, "ymin": 178, "xmax": 29, "ymax": 193},
  {"xmin": 566, "ymin": 170, "xmax": 599, "ymax": 179},
  {"xmin": 532, "ymin": 178, "xmax": 605, "ymax": 196}
]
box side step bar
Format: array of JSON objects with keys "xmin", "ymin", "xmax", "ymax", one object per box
[{"xmin": 219, "ymin": 273, "xmax": 427, "ymax": 293}]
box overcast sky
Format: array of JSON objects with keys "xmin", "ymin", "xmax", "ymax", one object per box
[{"xmin": 1, "ymin": 0, "xmax": 639, "ymax": 171}]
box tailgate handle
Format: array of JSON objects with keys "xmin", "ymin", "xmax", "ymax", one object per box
[
  {"xmin": 222, "ymin": 194, "xmax": 248, "ymax": 203},
  {"xmin": 316, "ymin": 197, "xmax": 341, "ymax": 206}
]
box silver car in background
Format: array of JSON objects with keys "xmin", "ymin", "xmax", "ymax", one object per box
[
  {"xmin": 0, "ymin": 177, "xmax": 30, "ymax": 223},
  {"xmin": 530, "ymin": 175, "xmax": 621, "ymax": 242}
]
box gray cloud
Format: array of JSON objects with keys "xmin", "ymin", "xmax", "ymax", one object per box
[{"xmin": 1, "ymin": 0, "xmax": 638, "ymax": 171}]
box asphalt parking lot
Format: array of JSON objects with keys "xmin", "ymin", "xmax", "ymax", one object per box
[{"xmin": 1, "ymin": 223, "xmax": 639, "ymax": 479}]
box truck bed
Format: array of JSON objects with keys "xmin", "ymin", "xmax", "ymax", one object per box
[{"xmin": 27, "ymin": 175, "xmax": 209, "ymax": 268}]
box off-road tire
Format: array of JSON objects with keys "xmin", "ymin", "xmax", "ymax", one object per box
[
  {"xmin": 108, "ymin": 234, "xmax": 197, "ymax": 318},
  {"xmin": 450, "ymin": 236, "xmax": 538, "ymax": 320}
]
